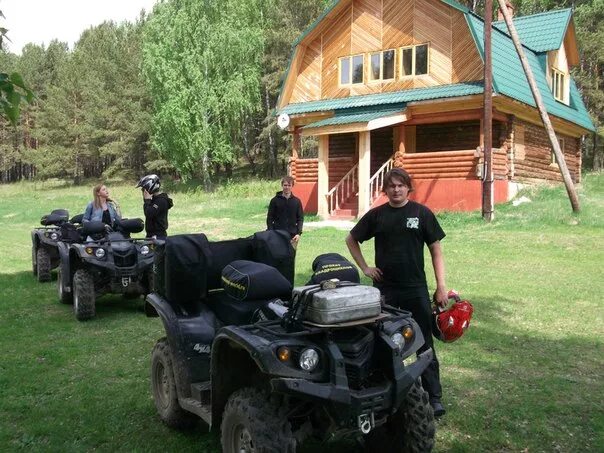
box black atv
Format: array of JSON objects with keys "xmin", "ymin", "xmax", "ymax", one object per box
[
  {"xmin": 31, "ymin": 209, "xmax": 84, "ymax": 282},
  {"xmin": 57, "ymin": 218, "xmax": 156, "ymax": 320},
  {"xmin": 145, "ymin": 230, "xmax": 435, "ymax": 452}
]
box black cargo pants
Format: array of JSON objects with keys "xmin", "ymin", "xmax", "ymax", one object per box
[{"xmin": 381, "ymin": 286, "xmax": 442, "ymax": 402}]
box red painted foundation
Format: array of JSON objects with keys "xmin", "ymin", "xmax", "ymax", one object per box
[
  {"xmin": 294, "ymin": 182, "xmax": 318, "ymax": 214},
  {"xmin": 373, "ymin": 179, "xmax": 509, "ymax": 212},
  {"xmin": 297, "ymin": 179, "xmax": 509, "ymax": 215}
]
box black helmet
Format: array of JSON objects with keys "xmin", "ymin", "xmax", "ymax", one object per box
[{"xmin": 136, "ymin": 174, "xmax": 161, "ymax": 194}]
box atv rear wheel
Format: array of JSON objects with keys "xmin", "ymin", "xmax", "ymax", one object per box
[
  {"xmin": 57, "ymin": 267, "xmax": 72, "ymax": 304},
  {"xmin": 221, "ymin": 388, "xmax": 296, "ymax": 453},
  {"xmin": 32, "ymin": 245, "xmax": 37, "ymax": 276},
  {"xmin": 73, "ymin": 269, "xmax": 95, "ymax": 321},
  {"xmin": 36, "ymin": 247, "xmax": 51, "ymax": 282},
  {"xmin": 364, "ymin": 381, "xmax": 435, "ymax": 453},
  {"xmin": 151, "ymin": 338, "xmax": 197, "ymax": 429}
]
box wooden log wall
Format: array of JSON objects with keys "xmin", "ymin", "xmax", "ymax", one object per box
[
  {"xmin": 289, "ymin": 0, "xmax": 484, "ymax": 104},
  {"xmin": 512, "ymin": 119, "xmax": 581, "ymax": 183},
  {"xmin": 400, "ymin": 148, "xmax": 509, "ymax": 180},
  {"xmin": 291, "ymin": 156, "xmax": 356, "ymax": 188},
  {"xmin": 416, "ymin": 120, "xmax": 503, "ymax": 152}
]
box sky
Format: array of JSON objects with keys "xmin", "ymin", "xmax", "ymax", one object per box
[{"xmin": 1, "ymin": 0, "xmax": 159, "ymax": 54}]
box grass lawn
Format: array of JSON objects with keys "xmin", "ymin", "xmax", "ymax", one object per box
[{"xmin": 0, "ymin": 174, "xmax": 602, "ymax": 452}]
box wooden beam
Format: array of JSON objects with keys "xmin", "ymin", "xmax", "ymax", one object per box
[
  {"xmin": 497, "ymin": 0, "xmax": 580, "ymax": 212},
  {"xmin": 278, "ymin": 46, "xmax": 305, "ymax": 110},
  {"xmin": 358, "ymin": 131, "xmax": 371, "ymax": 215},
  {"xmin": 317, "ymin": 135, "xmax": 330, "ymax": 219},
  {"xmin": 483, "ymin": 0, "xmax": 494, "ymax": 222}
]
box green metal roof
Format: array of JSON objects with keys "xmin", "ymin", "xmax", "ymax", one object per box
[
  {"xmin": 493, "ymin": 8, "xmax": 572, "ymax": 53},
  {"xmin": 280, "ymin": 81, "xmax": 484, "ymax": 116},
  {"xmin": 304, "ymin": 104, "xmax": 407, "ymax": 130},
  {"xmin": 466, "ymin": 13, "xmax": 594, "ymax": 131}
]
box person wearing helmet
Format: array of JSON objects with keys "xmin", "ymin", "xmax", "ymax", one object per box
[
  {"xmin": 345, "ymin": 168, "xmax": 448, "ymax": 417},
  {"xmin": 136, "ymin": 174, "xmax": 173, "ymax": 240}
]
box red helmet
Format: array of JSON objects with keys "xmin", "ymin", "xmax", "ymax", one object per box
[{"xmin": 432, "ymin": 290, "xmax": 474, "ymax": 343}]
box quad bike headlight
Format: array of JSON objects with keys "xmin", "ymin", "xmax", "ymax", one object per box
[
  {"xmin": 140, "ymin": 245, "xmax": 150, "ymax": 255},
  {"xmin": 50, "ymin": 232, "xmax": 59, "ymax": 241},
  {"xmin": 390, "ymin": 332, "xmax": 405, "ymax": 351},
  {"xmin": 94, "ymin": 248, "xmax": 106, "ymax": 259},
  {"xmin": 299, "ymin": 348, "xmax": 320, "ymax": 372}
]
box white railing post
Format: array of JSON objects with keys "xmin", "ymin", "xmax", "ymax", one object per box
[
  {"xmin": 368, "ymin": 158, "xmax": 394, "ymax": 206},
  {"xmin": 326, "ymin": 163, "xmax": 359, "ymax": 216}
]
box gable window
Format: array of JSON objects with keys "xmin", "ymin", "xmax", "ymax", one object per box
[
  {"xmin": 401, "ymin": 43, "xmax": 429, "ymax": 77},
  {"xmin": 369, "ymin": 49, "xmax": 396, "ymax": 82},
  {"xmin": 551, "ymin": 68, "xmax": 565, "ymax": 102},
  {"xmin": 339, "ymin": 55, "xmax": 364, "ymax": 86}
]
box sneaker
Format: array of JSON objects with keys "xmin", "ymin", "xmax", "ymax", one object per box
[{"xmin": 431, "ymin": 400, "xmax": 446, "ymax": 417}]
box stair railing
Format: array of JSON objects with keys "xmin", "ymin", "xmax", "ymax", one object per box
[
  {"xmin": 326, "ymin": 163, "xmax": 358, "ymax": 214},
  {"xmin": 368, "ymin": 158, "xmax": 394, "ymax": 205}
]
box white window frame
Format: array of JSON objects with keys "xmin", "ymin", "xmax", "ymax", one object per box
[
  {"xmin": 551, "ymin": 68, "xmax": 566, "ymax": 103},
  {"xmin": 339, "ymin": 54, "xmax": 364, "ymax": 87},
  {"xmin": 368, "ymin": 49, "xmax": 396, "ymax": 82},
  {"xmin": 400, "ymin": 43, "xmax": 430, "ymax": 78}
]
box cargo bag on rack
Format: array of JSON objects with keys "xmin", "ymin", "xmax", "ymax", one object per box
[
  {"xmin": 221, "ymin": 260, "xmax": 292, "ymax": 302},
  {"xmin": 307, "ymin": 253, "xmax": 360, "ymax": 285}
]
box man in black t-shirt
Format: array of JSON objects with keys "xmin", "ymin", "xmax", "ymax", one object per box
[{"xmin": 345, "ymin": 168, "xmax": 449, "ymax": 417}]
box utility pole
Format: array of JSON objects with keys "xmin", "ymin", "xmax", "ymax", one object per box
[
  {"xmin": 482, "ymin": 0, "xmax": 494, "ymax": 222},
  {"xmin": 496, "ymin": 0, "xmax": 580, "ymax": 212}
]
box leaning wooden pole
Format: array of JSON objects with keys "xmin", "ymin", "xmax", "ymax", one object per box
[
  {"xmin": 482, "ymin": 0, "xmax": 494, "ymax": 222},
  {"xmin": 496, "ymin": 0, "xmax": 580, "ymax": 212}
]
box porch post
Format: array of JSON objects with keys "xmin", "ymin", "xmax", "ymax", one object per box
[
  {"xmin": 358, "ymin": 131, "xmax": 371, "ymax": 215},
  {"xmin": 394, "ymin": 124, "xmax": 406, "ymax": 168},
  {"xmin": 317, "ymin": 134, "xmax": 330, "ymax": 219}
]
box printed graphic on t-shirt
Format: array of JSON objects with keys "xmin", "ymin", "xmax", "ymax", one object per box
[{"xmin": 406, "ymin": 217, "xmax": 419, "ymax": 229}]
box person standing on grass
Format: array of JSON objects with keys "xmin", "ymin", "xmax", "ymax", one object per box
[
  {"xmin": 83, "ymin": 183, "xmax": 121, "ymax": 227},
  {"xmin": 136, "ymin": 174, "xmax": 173, "ymax": 240},
  {"xmin": 266, "ymin": 176, "xmax": 304, "ymax": 249},
  {"xmin": 345, "ymin": 167, "xmax": 449, "ymax": 417}
]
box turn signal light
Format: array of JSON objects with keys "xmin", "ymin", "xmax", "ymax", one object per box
[
  {"xmin": 85, "ymin": 247, "xmax": 93, "ymax": 255},
  {"xmin": 277, "ymin": 347, "xmax": 291, "ymax": 362},
  {"xmin": 402, "ymin": 326, "xmax": 414, "ymax": 340}
]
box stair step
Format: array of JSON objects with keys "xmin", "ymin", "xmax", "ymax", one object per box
[{"xmin": 333, "ymin": 208, "xmax": 358, "ymax": 216}]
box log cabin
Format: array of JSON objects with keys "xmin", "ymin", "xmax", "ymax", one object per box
[{"xmin": 276, "ymin": 0, "xmax": 595, "ymax": 218}]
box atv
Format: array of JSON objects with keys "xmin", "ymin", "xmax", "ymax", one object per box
[
  {"xmin": 31, "ymin": 209, "xmax": 84, "ymax": 282},
  {"xmin": 145, "ymin": 230, "xmax": 435, "ymax": 452},
  {"xmin": 57, "ymin": 218, "xmax": 156, "ymax": 320}
]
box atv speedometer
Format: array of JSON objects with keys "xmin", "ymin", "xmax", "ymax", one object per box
[
  {"xmin": 140, "ymin": 245, "xmax": 150, "ymax": 255},
  {"xmin": 95, "ymin": 248, "xmax": 106, "ymax": 258},
  {"xmin": 299, "ymin": 348, "xmax": 320, "ymax": 372}
]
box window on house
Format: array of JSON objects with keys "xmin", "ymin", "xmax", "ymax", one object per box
[
  {"xmin": 551, "ymin": 138, "xmax": 564, "ymax": 165},
  {"xmin": 339, "ymin": 55, "xmax": 364, "ymax": 86},
  {"xmin": 401, "ymin": 43, "xmax": 429, "ymax": 77},
  {"xmin": 551, "ymin": 68, "xmax": 565, "ymax": 102},
  {"xmin": 369, "ymin": 49, "xmax": 396, "ymax": 82}
]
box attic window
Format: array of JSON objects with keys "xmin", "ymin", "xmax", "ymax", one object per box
[
  {"xmin": 551, "ymin": 68, "xmax": 566, "ymax": 103},
  {"xmin": 401, "ymin": 43, "xmax": 429, "ymax": 77},
  {"xmin": 339, "ymin": 55, "xmax": 364, "ymax": 86},
  {"xmin": 369, "ymin": 49, "xmax": 396, "ymax": 82}
]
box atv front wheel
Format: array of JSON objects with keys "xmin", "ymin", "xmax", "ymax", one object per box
[
  {"xmin": 221, "ymin": 388, "xmax": 296, "ymax": 453},
  {"xmin": 73, "ymin": 269, "xmax": 95, "ymax": 321},
  {"xmin": 151, "ymin": 338, "xmax": 197, "ymax": 429},
  {"xmin": 57, "ymin": 267, "xmax": 73, "ymax": 304},
  {"xmin": 364, "ymin": 381, "xmax": 435, "ymax": 453},
  {"xmin": 36, "ymin": 247, "xmax": 51, "ymax": 282}
]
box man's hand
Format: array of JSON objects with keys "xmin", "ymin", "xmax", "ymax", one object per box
[
  {"xmin": 143, "ymin": 189, "xmax": 152, "ymax": 200},
  {"xmin": 433, "ymin": 286, "xmax": 448, "ymax": 308},
  {"xmin": 363, "ymin": 266, "xmax": 383, "ymax": 282},
  {"xmin": 291, "ymin": 234, "xmax": 300, "ymax": 244}
]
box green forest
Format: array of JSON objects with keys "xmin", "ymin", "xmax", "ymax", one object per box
[{"xmin": 1, "ymin": 0, "xmax": 602, "ymax": 185}]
